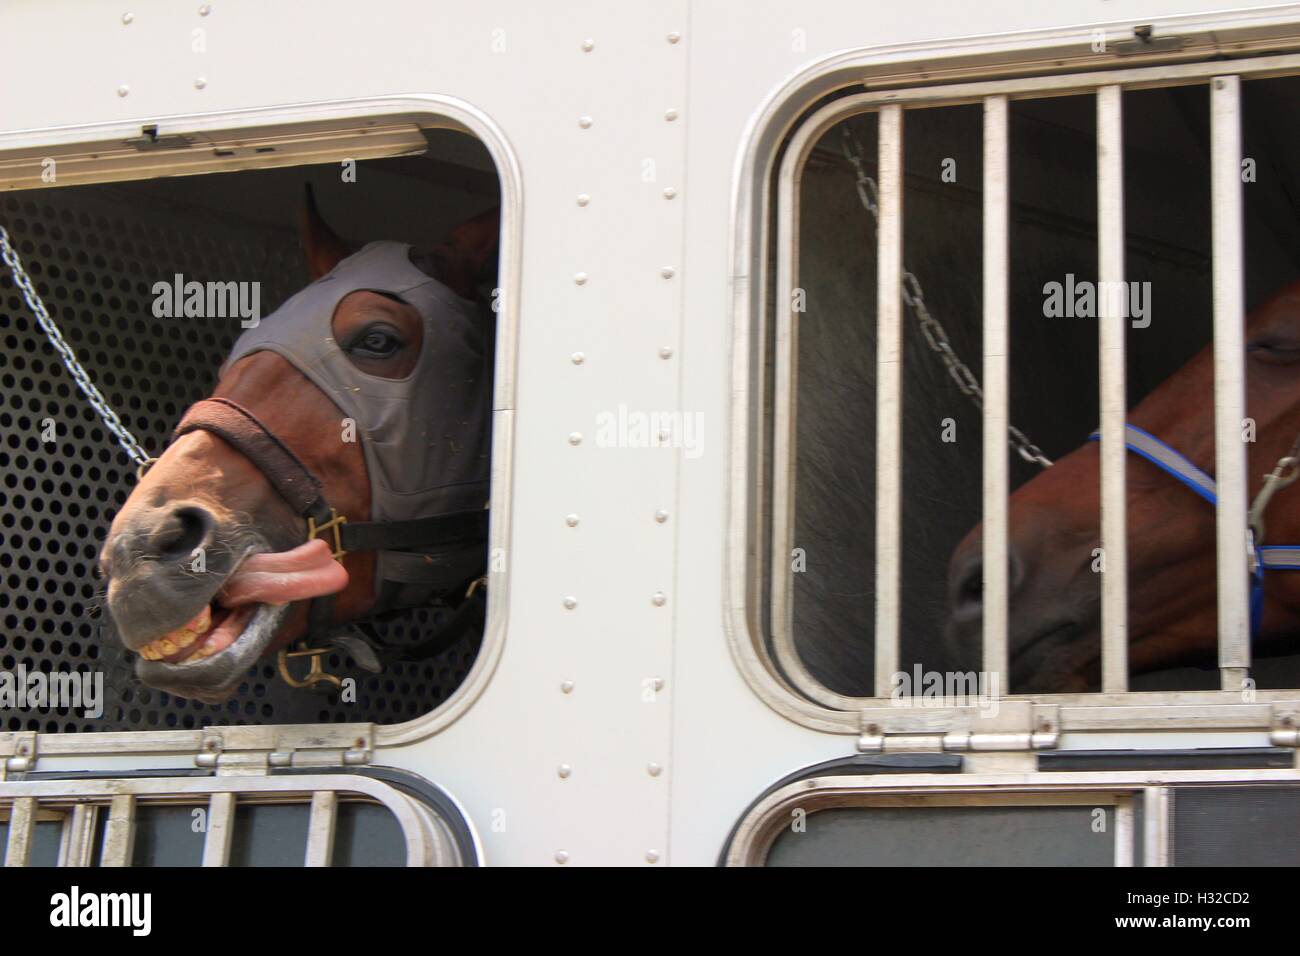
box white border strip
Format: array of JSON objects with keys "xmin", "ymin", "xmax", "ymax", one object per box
[
  {"xmin": 1211, "ymin": 75, "xmax": 1251, "ymax": 689},
  {"xmin": 1097, "ymin": 85, "xmax": 1129, "ymax": 694}
]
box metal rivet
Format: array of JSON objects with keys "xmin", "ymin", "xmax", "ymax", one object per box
[
  {"xmin": 555, "ymin": 850, "xmax": 569, "ymax": 864},
  {"xmin": 568, "ymin": 432, "xmax": 583, "ymax": 446},
  {"xmin": 660, "ymin": 266, "xmax": 675, "ymax": 279},
  {"xmin": 576, "ymin": 193, "xmax": 590, "ymax": 206},
  {"xmin": 646, "ymin": 850, "xmax": 661, "ymax": 863},
  {"xmin": 574, "ymin": 272, "xmax": 588, "ymax": 285},
  {"xmin": 654, "ymin": 510, "xmax": 669, "ymax": 523},
  {"xmin": 659, "ymin": 346, "xmax": 673, "ymax": 359},
  {"xmin": 571, "ymin": 351, "xmax": 585, "ymax": 365},
  {"xmin": 558, "ymin": 764, "xmax": 572, "ymax": 779},
  {"xmin": 581, "ymin": 38, "xmax": 595, "ymax": 52},
  {"xmin": 578, "ymin": 116, "xmax": 593, "ymax": 129},
  {"xmin": 650, "ymin": 677, "xmax": 665, "ymax": 691},
  {"xmin": 563, "ymin": 596, "xmax": 578, "ymax": 610},
  {"xmin": 565, "ymin": 514, "xmax": 580, "ymax": 527},
  {"xmin": 198, "ymin": 3, "xmax": 211, "ymax": 14},
  {"xmin": 663, "ymin": 187, "xmax": 677, "ymax": 200},
  {"xmin": 667, "ymin": 32, "xmax": 681, "ymax": 44},
  {"xmin": 122, "ymin": 13, "xmax": 134, "ymax": 24},
  {"xmin": 194, "ymin": 77, "xmax": 207, "ymax": 90},
  {"xmin": 647, "ymin": 762, "xmax": 662, "ymax": 777},
  {"xmin": 561, "ymin": 680, "xmax": 574, "ymax": 694},
  {"xmin": 116, "ymin": 85, "xmax": 130, "ymax": 97},
  {"xmin": 652, "ymin": 592, "xmax": 666, "ymax": 607},
  {"xmin": 665, "ymin": 108, "xmax": 678, "ymax": 121}
]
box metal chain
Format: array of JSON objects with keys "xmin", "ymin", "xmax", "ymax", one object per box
[
  {"xmin": 0, "ymin": 223, "xmax": 155, "ymax": 472},
  {"xmin": 5, "ymin": 138, "xmax": 1052, "ymax": 476},
  {"xmin": 840, "ymin": 126, "xmax": 1053, "ymax": 469}
]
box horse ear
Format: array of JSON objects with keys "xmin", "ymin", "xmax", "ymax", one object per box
[
  {"xmin": 413, "ymin": 207, "xmax": 500, "ymax": 300},
  {"xmin": 298, "ymin": 183, "xmax": 352, "ymax": 279}
]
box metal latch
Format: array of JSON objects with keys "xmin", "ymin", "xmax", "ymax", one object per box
[
  {"xmin": 1112, "ymin": 25, "xmax": 1184, "ymax": 56},
  {"xmin": 124, "ymin": 124, "xmax": 196, "ymax": 151}
]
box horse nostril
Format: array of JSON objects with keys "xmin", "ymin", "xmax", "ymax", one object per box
[
  {"xmin": 957, "ymin": 560, "xmax": 984, "ymax": 610},
  {"xmin": 151, "ymin": 505, "xmax": 215, "ymax": 560},
  {"xmin": 952, "ymin": 538, "xmax": 1028, "ymax": 617}
]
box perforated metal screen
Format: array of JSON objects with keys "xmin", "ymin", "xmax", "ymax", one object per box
[{"xmin": 0, "ymin": 185, "xmax": 480, "ymax": 732}]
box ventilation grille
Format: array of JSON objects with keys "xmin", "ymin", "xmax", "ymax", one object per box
[{"xmin": 0, "ymin": 187, "xmax": 479, "ymax": 732}]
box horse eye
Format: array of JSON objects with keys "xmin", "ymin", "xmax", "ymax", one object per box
[
  {"xmin": 1247, "ymin": 339, "xmax": 1300, "ymax": 364},
  {"xmin": 349, "ymin": 324, "xmax": 403, "ymax": 358}
]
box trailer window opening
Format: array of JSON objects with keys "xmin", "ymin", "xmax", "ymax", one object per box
[
  {"xmin": 0, "ymin": 123, "xmax": 505, "ymax": 734},
  {"xmin": 756, "ymin": 53, "xmax": 1300, "ymax": 729},
  {"xmin": 724, "ymin": 772, "xmax": 1300, "ymax": 866}
]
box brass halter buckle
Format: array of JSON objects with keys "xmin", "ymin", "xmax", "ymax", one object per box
[
  {"xmin": 277, "ymin": 641, "xmax": 344, "ymax": 691},
  {"xmin": 277, "ymin": 507, "xmax": 351, "ymax": 691},
  {"xmin": 307, "ymin": 507, "xmax": 348, "ymax": 562}
]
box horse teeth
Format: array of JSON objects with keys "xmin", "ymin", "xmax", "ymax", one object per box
[
  {"xmin": 158, "ymin": 638, "xmax": 178, "ymax": 655},
  {"xmin": 139, "ymin": 645, "xmax": 162, "ymax": 661},
  {"xmin": 174, "ymin": 629, "xmax": 198, "ymax": 649},
  {"xmin": 197, "ymin": 642, "xmax": 220, "ymax": 658},
  {"xmin": 187, "ymin": 606, "xmax": 212, "ymax": 634}
]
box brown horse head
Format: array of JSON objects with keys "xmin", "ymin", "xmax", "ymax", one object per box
[
  {"xmin": 98, "ymin": 191, "xmax": 499, "ymax": 703},
  {"xmin": 947, "ymin": 279, "xmax": 1300, "ymax": 692}
]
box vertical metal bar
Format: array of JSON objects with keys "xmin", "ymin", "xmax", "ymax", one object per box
[
  {"xmin": 982, "ymin": 95, "xmax": 1010, "ymax": 693},
  {"xmin": 100, "ymin": 794, "xmax": 136, "ymax": 867},
  {"xmin": 1097, "ymin": 85, "xmax": 1129, "ymax": 694},
  {"xmin": 1143, "ymin": 786, "xmax": 1171, "ymax": 866},
  {"xmin": 874, "ymin": 103, "xmax": 904, "ymax": 698},
  {"xmin": 304, "ymin": 791, "xmax": 338, "ymax": 867},
  {"xmin": 1211, "ymin": 75, "xmax": 1250, "ymax": 690},
  {"xmin": 4, "ymin": 797, "xmax": 36, "ymax": 867},
  {"xmin": 58, "ymin": 804, "xmax": 97, "ymax": 867},
  {"xmin": 202, "ymin": 792, "xmax": 236, "ymax": 867},
  {"xmin": 1113, "ymin": 795, "xmax": 1135, "ymax": 867}
]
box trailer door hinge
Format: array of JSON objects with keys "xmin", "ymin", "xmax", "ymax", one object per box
[
  {"xmin": 858, "ymin": 702, "xmax": 1060, "ymax": 753},
  {"xmin": 194, "ymin": 725, "xmax": 373, "ymax": 773},
  {"xmin": 1269, "ymin": 703, "xmax": 1300, "ymax": 747},
  {"xmin": 2, "ymin": 732, "xmax": 38, "ymax": 776}
]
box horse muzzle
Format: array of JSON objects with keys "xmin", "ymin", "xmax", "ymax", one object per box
[
  {"xmin": 945, "ymin": 525, "xmax": 1100, "ymax": 693},
  {"xmin": 101, "ymin": 497, "xmax": 348, "ymax": 701}
]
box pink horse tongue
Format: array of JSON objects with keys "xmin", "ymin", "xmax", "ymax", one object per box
[{"xmin": 217, "ymin": 538, "xmax": 349, "ymax": 607}]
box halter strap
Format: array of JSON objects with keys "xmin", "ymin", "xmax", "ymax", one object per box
[
  {"xmin": 174, "ymin": 397, "xmax": 487, "ymax": 569},
  {"xmin": 175, "ymin": 398, "xmax": 326, "ymax": 517},
  {"xmin": 1088, "ymin": 423, "xmax": 1300, "ymax": 642},
  {"xmin": 1090, "ymin": 424, "xmax": 1218, "ymax": 505},
  {"xmin": 171, "ymin": 396, "xmax": 488, "ymax": 663},
  {"xmin": 1258, "ymin": 546, "xmax": 1300, "ymax": 570}
]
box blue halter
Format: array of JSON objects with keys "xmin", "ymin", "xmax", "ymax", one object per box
[{"xmin": 1088, "ymin": 424, "xmax": 1300, "ymax": 641}]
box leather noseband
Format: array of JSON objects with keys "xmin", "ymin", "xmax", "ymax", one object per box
[{"xmin": 174, "ymin": 396, "xmax": 488, "ymax": 650}]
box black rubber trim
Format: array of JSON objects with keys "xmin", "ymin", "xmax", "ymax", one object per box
[
  {"xmin": 12, "ymin": 767, "xmax": 214, "ymax": 781},
  {"xmin": 716, "ymin": 752, "xmax": 962, "ymax": 866},
  {"xmin": 271, "ymin": 764, "xmax": 480, "ymax": 867},
  {"xmin": 1037, "ymin": 747, "xmax": 1295, "ymax": 771}
]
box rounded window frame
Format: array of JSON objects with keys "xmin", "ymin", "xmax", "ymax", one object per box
[{"xmin": 0, "ymin": 93, "xmax": 522, "ymax": 754}]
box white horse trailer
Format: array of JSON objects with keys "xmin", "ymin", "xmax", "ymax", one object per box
[{"xmin": 1, "ymin": 0, "xmax": 1300, "ymax": 870}]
